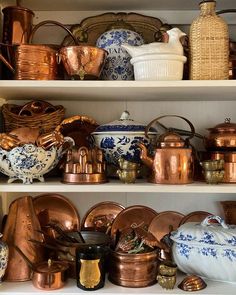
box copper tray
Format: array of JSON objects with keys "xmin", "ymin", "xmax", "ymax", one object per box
[
  {"xmin": 110, "ymin": 205, "xmax": 158, "ymax": 241},
  {"xmin": 148, "ymin": 211, "xmax": 184, "ymax": 242},
  {"xmin": 62, "ymin": 12, "xmax": 164, "ymax": 46},
  {"xmin": 81, "ymin": 201, "xmax": 125, "ymax": 233},
  {"xmin": 33, "ymin": 194, "xmax": 80, "ymax": 232},
  {"xmin": 221, "ymin": 201, "xmax": 236, "ymax": 224},
  {"xmin": 179, "ymin": 211, "xmax": 212, "ymax": 226},
  {"xmin": 55, "ymin": 115, "xmax": 98, "ymax": 148}
]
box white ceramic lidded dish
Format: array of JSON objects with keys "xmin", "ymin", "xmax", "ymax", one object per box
[
  {"xmin": 91, "ymin": 111, "xmax": 157, "ymax": 165},
  {"xmin": 171, "ymin": 215, "xmax": 236, "ymax": 283}
]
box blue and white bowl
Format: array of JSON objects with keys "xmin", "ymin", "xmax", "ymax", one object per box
[
  {"xmin": 0, "ymin": 138, "xmax": 73, "ymax": 184},
  {"xmin": 96, "ymin": 29, "xmax": 144, "ymax": 80},
  {"xmin": 92, "ymin": 111, "xmax": 157, "ymax": 165}
]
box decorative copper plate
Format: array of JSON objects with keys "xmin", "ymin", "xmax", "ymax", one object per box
[
  {"xmin": 221, "ymin": 201, "xmax": 236, "ymax": 224},
  {"xmin": 55, "ymin": 115, "xmax": 98, "ymax": 148},
  {"xmin": 179, "ymin": 211, "xmax": 212, "ymax": 226},
  {"xmin": 33, "ymin": 194, "xmax": 80, "ymax": 232},
  {"xmin": 110, "ymin": 205, "xmax": 158, "ymax": 241},
  {"xmin": 62, "ymin": 12, "xmax": 165, "ymax": 46},
  {"xmin": 81, "ymin": 201, "xmax": 125, "ymax": 233},
  {"xmin": 148, "ymin": 211, "xmax": 184, "ymax": 242}
]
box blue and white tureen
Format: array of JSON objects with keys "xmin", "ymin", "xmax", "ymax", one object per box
[
  {"xmin": 171, "ymin": 215, "xmax": 236, "ymax": 283},
  {"xmin": 92, "ymin": 111, "xmax": 157, "ymax": 165}
]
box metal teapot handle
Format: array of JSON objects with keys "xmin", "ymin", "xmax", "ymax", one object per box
[
  {"xmin": 145, "ymin": 115, "xmax": 196, "ymax": 142},
  {"xmin": 29, "ymin": 20, "xmax": 78, "ymax": 45},
  {"xmin": 201, "ymin": 215, "xmax": 229, "ymax": 229}
]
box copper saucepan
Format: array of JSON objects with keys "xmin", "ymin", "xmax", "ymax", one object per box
[{"xmin": 14, "ymin": 245, "xmax": 68, "ymax": 290}]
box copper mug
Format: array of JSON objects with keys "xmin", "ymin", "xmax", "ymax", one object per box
[{"xmin": 0, "ymin": 20, "xmax": 77, "ymax": 80}]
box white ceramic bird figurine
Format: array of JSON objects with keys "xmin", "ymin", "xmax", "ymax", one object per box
[{"xmin": 122, "ymin": 28, "xmax": 186, "ymax": 58}]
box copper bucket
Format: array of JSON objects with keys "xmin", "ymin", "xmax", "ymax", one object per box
[{"xmin": 0, "ymin": 20, "xmax": 77, "ymax": 80}]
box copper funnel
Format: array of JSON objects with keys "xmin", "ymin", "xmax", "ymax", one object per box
[{"xmin": 2, "ymin": 196, "xmax": 44, "ymax": 281}]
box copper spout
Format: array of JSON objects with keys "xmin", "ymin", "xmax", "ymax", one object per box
[{"xmin": 138, "ymin": 143, "xmax": 153, "ymax": 169}]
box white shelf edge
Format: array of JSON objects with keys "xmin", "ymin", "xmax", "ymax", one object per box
[
  {"xmin": 0, "ymin": 80, "xmax": 236, "ymax": 102},
  {"xmin": 1, "ymin": 276, "xmax": 236, "ymax": 295},
  {"xmin": 1, "ymin": 179, "xmax": 236, "ymax": 193}
]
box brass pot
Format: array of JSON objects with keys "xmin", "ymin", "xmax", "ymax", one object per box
[
  {"xmin": 108, "ymin": 249, "xmax": 159, "ymax": 287},
  {"xmin": 206, "ymin": 118, "xmax": 236, "ymax": 150}
]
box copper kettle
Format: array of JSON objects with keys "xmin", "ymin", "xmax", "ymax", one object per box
[{"xmin": 139, "ymin": 115, "xmax": 195, "ymax": 184}]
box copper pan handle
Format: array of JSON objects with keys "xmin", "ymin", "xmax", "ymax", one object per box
[
  {"xmin": 29, "ymin": 20, "xmax": 78, "ymax": 45},
  {"xmin": 145, "ymin": 115, "xmax": 195, "ymax": 141}
]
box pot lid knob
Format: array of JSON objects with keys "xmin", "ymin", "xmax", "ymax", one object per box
[
  {"xmin": 120, "ymin": 111, "xmax": 132, "ymax": 121},
  {"xmin": 225, "ymin": 118, "xmax": 231, "ymax": 123},
  {"xmin": 159, "ymin": 132, "xmax": 185, "ymax": 148}
]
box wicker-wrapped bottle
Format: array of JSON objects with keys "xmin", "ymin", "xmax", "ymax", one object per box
[{"xmin": 189, "ymin": 0, "xmax": 229, "ymax": 80}]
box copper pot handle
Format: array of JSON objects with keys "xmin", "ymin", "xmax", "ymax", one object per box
[
  {"xmin": 145, "ymin": 115, "xmax": 196, "ymax": 141},
  {"xmin": 29, "ymin": 20, "xmax": 78, "ymax": 45}
]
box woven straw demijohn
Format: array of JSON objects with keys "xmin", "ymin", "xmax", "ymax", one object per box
[{"xmin": 189, "ymin": 0, "xmax": 229, "ymax": 80}]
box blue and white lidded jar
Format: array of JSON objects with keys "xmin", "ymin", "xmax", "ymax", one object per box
[
  {"xmin": 91, "ymin": 111, "xmax": 157, "ymax": 165},
  {"xmin": 96, "ymin": 21, "xmax": 144, "ymax": 80},
  {"xmin": 0, "ymin": 233, "xmax": 8, "ymax": 282}
]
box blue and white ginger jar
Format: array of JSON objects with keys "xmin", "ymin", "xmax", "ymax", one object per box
[
  {"xmin": 96, "ymin": 27, "xmax": 144, "ymax": 80},
  {"xmin": 0, "ymin": 233, "xmax": 8, "ymax": 283},
  {"xmin": 92, "ymin": 111, "xmax": 156, "ymax": 165},
  {"xmin": 171, "ymin": 215, "xmax": 236, "ymax": 283}
]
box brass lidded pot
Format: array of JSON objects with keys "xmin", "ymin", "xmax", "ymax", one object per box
[
  {"xmin": 139, "ymin": 115, "xmax": 194, "ymax": 184},
  {"xmin": 206, "ymin": 118, "xmax": 236, "ymax": 150}
]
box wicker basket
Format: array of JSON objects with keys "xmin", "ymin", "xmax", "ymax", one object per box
[
  {"xmin": 2, "ymin": 102, "xmax": 65, "ymax": 133},
  {"xmin": 189, "ymin": 1, "xmax": 229, "ymax": 80}
]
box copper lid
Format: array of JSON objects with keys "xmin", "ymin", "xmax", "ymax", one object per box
[
  {"xmin": 207, "ymin": 118, "xmax": 236, "ymax": 133},
  {"xmin": 36, "ymin": 259, "xmax": 68, "ymax": 273},
  {"xmin": 158, "ymin": 132, "xmax": 185, "ymax": 148}
]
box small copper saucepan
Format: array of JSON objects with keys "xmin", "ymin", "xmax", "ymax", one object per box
[{"xmin": 14, "ymin": 245, "xmax": 68, "ymax": 290}]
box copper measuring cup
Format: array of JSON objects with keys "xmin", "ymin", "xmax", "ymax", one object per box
[{"xmin": 0, "ymin": 20, "xmax": 77, "ymax": 80}]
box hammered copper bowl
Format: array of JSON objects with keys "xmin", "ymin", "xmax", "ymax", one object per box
[
  {"xmin": 108, "ymin": 249, "xmax": 159, "ymax": 288},
  {"xmin": 59, "ymin": 45, "xmax": 107, "ymax": 80}
]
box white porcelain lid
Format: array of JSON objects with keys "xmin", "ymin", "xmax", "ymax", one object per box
[{"xmin": 93, "ymin": 111, "xmax": 157, "ymax": 134}]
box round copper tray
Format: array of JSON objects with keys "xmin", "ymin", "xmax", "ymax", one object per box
[
  {"xmin": 33, "ymin": 194, "xmax": 80, "ymax": 232},
  {"xmin": 81, "ymin": 201, "xmax": 125, "ymax": 233},
  {"xmin": 179, "ymin": 211, "xmax": 212, "ymax": 226},
  {"xmin": 148, "ymin": 211, "xmax": 184, "ymax": 242},
  {"xmin": 110, "ymin": 205, "xmax": 158, "ymax": 240}
]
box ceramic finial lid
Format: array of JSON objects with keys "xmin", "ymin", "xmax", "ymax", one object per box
[{"xmin": 120, "ymin": 111, "xmax": 131, "ymax": 120}]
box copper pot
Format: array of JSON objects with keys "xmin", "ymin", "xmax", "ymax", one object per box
[
  {"xmin": 0, "ymin": 20, "xmax": 77, "ymax": 80},
  {"xmin": 59, "ymin": 45, "xmax": 107, "ymax": 80},
  {"xmin": 108, "ymin": 249, "xmax": 159, "ymax": 287},
  {"xmin": 14, "ymin": 246, "xmax": 68, "ymax": 290},
  {"xmin": 206, "ymin": 118, "xmax": 236, "ymax": 150}
]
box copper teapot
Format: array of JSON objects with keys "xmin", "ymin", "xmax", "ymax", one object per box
[{"xmin": 139, "ymin": 115, "xmax": 195, "ymax": 184}]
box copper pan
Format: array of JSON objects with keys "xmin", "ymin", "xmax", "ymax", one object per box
[
  {"xmin": 14, "ymin": 245, "xmax": 68, "ymax": 290},
  {"xmin": 0, "ymin": 20, "xmax": 77, "ymax": 80}
]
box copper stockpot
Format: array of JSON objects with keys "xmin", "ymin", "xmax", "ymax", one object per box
[
  {"xmin": 15, "ymin": 246, "xmax": 68, "ymax": 290},
  {"xmin": 139, "ymin": 115, "xmax": 195, "ymax": 184},
  {"xmin": 108, "ymin": 249, "xmax": 159, "ymax": 287},
  {"xmin": 0, "ymin": 20, "xmax": 77, "ymax": 80},
  {"xmin": 206, "ymin": 118, "xmax": 236, "ymax": 150}
]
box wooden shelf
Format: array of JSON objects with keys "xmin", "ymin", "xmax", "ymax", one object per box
[
  {"xmin": 0, "ymin": 80, "xmax": 236, "ymax": 102},
  {"xmin": 1, "ymin": 276, "xmax": 236, "ymax": 295},
  {"xmin": 1, "ymin": 179, "xmax": 236, "ymax": 193}
]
